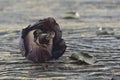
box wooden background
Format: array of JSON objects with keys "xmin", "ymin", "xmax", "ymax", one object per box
[{"xmin": 0, "ymin": 0, "xmax": 120, "ymax": 80}]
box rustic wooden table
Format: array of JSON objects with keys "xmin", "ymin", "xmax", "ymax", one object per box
[{"xmin": 0, "ymin": 0, "xmax": 120, "ymax": 80}]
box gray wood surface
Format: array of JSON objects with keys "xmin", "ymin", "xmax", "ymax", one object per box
[{"xmin": 0, "ymin": 0, "xmax": 120, "ymax": 80}]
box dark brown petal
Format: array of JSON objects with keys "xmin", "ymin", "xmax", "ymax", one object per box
[
  {"xmin": 25, "ymin": 30, "xmax": 52, "ymax": 62},
  {"xmin": 19, "ymin": 32, "xmax": 26, "ymax": 56},
  {"xmin": 27, "ymin": 45, "xmax": 51, "ymax": 63}
]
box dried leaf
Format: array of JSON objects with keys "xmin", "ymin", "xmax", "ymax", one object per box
[
  {"xmin": 62, "ymin": 11, "xmax": 80, "ymax": 19},
  {"xmin": 70, "ymin": 52, "xmax": 96, "ymax": 65}
]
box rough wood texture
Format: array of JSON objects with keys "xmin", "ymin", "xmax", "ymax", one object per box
[{"xmin": 0, "ymin": 0, "xmax": 120, "ymax": 80}]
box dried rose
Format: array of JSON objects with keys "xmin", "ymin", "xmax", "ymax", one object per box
[{"xmin": 19, "ymin": 17, "xmax": 66, "ymax": 63}]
